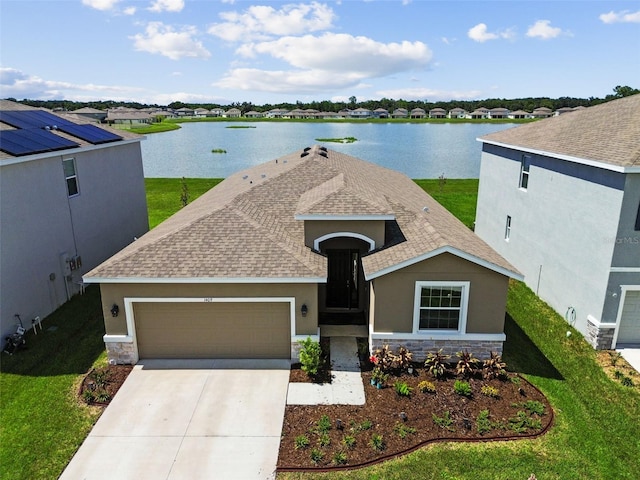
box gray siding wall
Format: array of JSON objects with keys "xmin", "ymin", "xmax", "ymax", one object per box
[
  {"xmin": 475, "ymin": 144, "xmax": 624, "ymax": 336},
  {"xmin": 0, "ymin": 141, "xmax": 148, "ymax": 339}
]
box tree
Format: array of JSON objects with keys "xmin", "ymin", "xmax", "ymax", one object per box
[
  {"xmin": 180, "ymin": 177, "xmax": 189, "ymax": 208},
  {"xmin": 349, "ymin": 96, "xmax": 357, "ymax": 106},
  {"xmin": 612, "ymin": 85, "xmax": 639, "ymax": 98}
]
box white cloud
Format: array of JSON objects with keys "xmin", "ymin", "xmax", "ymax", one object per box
[
  {"xmin": 468, "ymin": 23, "xmax": 515, "ymax": 42},
  {"xmin": 214, "ymin": 33, "xmax": 432, "ymax": 95},
  {"xmin": 149, "ymin": 0, "xmax": 184, "ymax": 13},
  {"xmin": 526, "ymin": 20, "xmax": 564, "ymax": 39},
  {"xmin": 208, "ymin": 2, "xmax": 335, "ymax": 42},
  {"xmin": 213, "ymin": 68, "xmax": 364, "ymax": 93},
  {"xmin": 81, "ymin": 0, "xmax": 121, "ymax": 11},
  {"xmin": 0, "ymin": 67, "xmax": 145, "ymax": 101},
  {"xmin": 237, "ymin": 33, "xmax": 432, "ymax": 77},
  {"xmin": 130, "ymin": 22, "xmax": 211, "ymax": 60},
  {"xmin": 123, "ymin": 6, "xmax": 136, "ymax": 15},
  {"xmin": 375, "ymin": 87, "xmax": 483, "ymax": 101},
  {"xmin": 599, "ymin": 10, "xmax": 640, "ymax": 24}
]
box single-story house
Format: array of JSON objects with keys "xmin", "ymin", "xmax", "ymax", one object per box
[
  {"xmin": 429, "ymin": 108, "xmax": 447, "ymax": 119},
  {"xmin": 224, "ymin": 108, "xmax": 242, "ymax": 118},
  {"xmin": 373, "ymin": 108, "xmax": 389, "ymax": 118},
  {"xmin": 509, "ymin": 110, "xmax": 530, "ymax": 119},
  {"xmin": 350, "ymin": 108, "xmax": 373, "ymax": 119},
  {"xmin": 71, "ymin": 107, "xmax": 107, "ymax": 122},
  {"xmin": 410, "ymin": 108, "xmax": 426, "ymax": 118},
  {"xmin": 85, "ymin": 146, "xmax": 521, "ymax": 365},
  {"xmin": 531, "ymin": 107, "xmax": 553, "ymax": 118}
]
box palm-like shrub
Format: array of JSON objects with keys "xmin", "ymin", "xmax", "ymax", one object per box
[
  {"xmin": 456, "ymin": 350, "xmax": 479, "ymax": 378},
  {"xmin": 425, "ymin": 349, "xmax": 450, "ymax": 379},
  {"xmin": 482, "ymin": 351, "xmax": 507, "ymax": 379}
]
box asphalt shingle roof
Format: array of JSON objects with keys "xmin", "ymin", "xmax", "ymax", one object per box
[
  {"xmin": 85, "ymin": 146, "xmax": 520, "ymax": 282},
  {"xmin": 479, "ymin": 94, "xmax": 640, "ymax": 168}
]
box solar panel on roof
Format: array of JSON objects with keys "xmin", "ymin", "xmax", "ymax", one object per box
[
  {"xmin": 0, "ymin": 129, "xmax": 79, "ymax": 156},
  {"xmin": 57, "ymin": 123, "xmax": 122, "ymax": 144},
  {"xmin": 0, "ymin": 110, "xmax": 72, "ymax": 129}
]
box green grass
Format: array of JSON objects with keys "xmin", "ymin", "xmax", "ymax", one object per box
[
  {"xmin": 117, "ymin": 122, "xmax": 180, "ymax": 134},
  {"xmin": 145, "ymin": 178, "xmax": 222, "ymax": 229},
  {"xmin": 415, "ymin": 178, "xmax": 479, "ymax": 229},
  {"xmin": 0, "ymin": 287, "xmax": 107, "ymax": 480}
]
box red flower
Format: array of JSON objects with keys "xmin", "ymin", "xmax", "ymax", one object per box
[{"xmin": 370, "ymin": 355, "xmax": 378, "ymax": 364}]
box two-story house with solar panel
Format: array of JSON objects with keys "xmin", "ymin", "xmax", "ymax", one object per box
[{"xmin": 0, "ymin": 100, "xmax": 149, "ymax": 341}]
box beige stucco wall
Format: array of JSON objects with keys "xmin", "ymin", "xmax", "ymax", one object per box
[
  {"xmin": 99, "ymin": 282, "xmax": 318, "ymax": 336},
  {"xmin": 371, "ymin": 252, "xmax": 508, "ymax": 334},
  {"xmin": 304, "ymin": 220, "xmax": 385, "ymax": 250}
]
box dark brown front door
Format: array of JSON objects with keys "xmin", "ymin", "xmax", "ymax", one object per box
[{"xmin": 326, "ymin": 249, "xmax": 359, "ymax": 309}]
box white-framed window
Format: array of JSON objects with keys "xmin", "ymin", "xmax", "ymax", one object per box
[
  {"xmin": 505, "ymin": 215, "xmax": 512, "ymax": 241},
  {"xmin": 519, "ymin": 155, "xmax": 531, "ymax": 190},
  {"xmin": 63, "ymin": 158, "xmax": 79, "ymax": 197},
  {"xmin": 413, "ymin": 281, "xmax": 470, "ymax": 333}
]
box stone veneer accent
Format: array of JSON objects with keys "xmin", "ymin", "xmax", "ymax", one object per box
[
  {"xmin": 586, "ymin": 317, "xmax": 615, "ymax": 350},
  {"xmin": 105, "ymin": 341, "xmax": 138, "ymax": 365},
  {"xmin": 370, "ymin": 338, "xmax": 503, "ymax": 361}
]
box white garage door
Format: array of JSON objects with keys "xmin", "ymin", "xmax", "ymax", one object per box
[
  {"xmin": 134, "ymin": 301, "xmax": 291, "ymax": 359},
  {"xmin": 617, "ymin": 290, "xmax": 640, "ymax": 345}
]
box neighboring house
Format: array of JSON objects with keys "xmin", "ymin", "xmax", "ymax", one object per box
[
  {"xmin": 509, "ymin": 110, "xmax": 530, "ymax": 119},
  {"xmin": 373, "ymin": 108, "xmax": 389, "ymax": 118},
  {"xmin": 194, "ymin": 108, "xmax": 212, "ymax": 118},
  {"xmin": 350, "ymin": 107, "xmax": 373, "ymax": 119},
  {"xmin": 475, "ymin": 94, "xmax": 640, "ymax": 350},
  {"xmin": 0, "ymin": 100, "xmax": 149, "ymax": 342},
  {"xmin": 224, "ymin": 108, "xmax": 242, "ymax": 118},
  {"xmin": 85, "ymin": 145, "xmax": 521, "ymax": 365},
  {"xmin": 210, "ymin": 108, "xmax": 225, "ymax": 117},
  {"xmin": 175, "ymin": 107, "xmax": 194, "ymax": 117},
  {"xmin": 106, "ymin": 111, "xmax": 153, "ymax": 125},
  {"xmin": 449, "ymin": 108, "xmax": 468, "ymax": 119},
  {"xmin": 469, "ymin": 109, "xmax": 488, "ymax": 119},
  {"xmin": 488, "ymin": 108, "xmax": 510, "ymax": 119},
  {"xmin": 410, "ymin": 108, "xmax": 426, "ymax": 118},
  {"xmin": 429, "ymin": 108, "xmax": 447, "ymax": 119},
  {"xmin": 245, "ymin": 111, "xmax": 264, "ymax": 118},
  {"xmin": 531, "ymin": 107, "xmax": 553, "ymax": 118},
  {"xmin": 554, "ymin": 107, "xmax": 576, "ymax": 116},
  {"xmin": 391, "ymin": 108, "xmax": 409, "ymax": 118},
  {"xmin": 71, "ymin": 107, "xmax": 107, "ymax": 123}
]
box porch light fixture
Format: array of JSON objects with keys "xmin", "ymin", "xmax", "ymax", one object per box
[
  {"xmin": 110, "ymin": 304, "xmax": 120, "ymax": 317},
  {"xmin": 301, "ymin": 304, "xmax": 308, "ymax": 317}
]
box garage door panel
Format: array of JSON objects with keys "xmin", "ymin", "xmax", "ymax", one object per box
[
  {"xmin": 134, "ymin": 302, "xmax": 290, "ymax": 359},
  {"xmin": 618, "ymin": 291, "xmax": 640, "ymax": 344}
]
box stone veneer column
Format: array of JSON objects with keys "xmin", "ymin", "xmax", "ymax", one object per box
[
  {"xmin": 586, "ymin": 317, "xmax": 616, "ymax": 350},
  {"xmin": 105, "ymin": 340, "xmax": 138, "ymax": 365}
]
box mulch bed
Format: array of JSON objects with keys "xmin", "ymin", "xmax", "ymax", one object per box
[
  {"xmin": 79, "ymin": 364, "xmax": 133, "ymax": 406},
  {"xmin": 278, "ymin": 365, "xmax": 552, "ymax": 471}
]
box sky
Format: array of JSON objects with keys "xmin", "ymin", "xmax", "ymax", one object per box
[{"xmin": 1, "ymin": 0, "xmax": 639, "ymax": 106}]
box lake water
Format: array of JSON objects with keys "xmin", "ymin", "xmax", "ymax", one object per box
[{"xmin": 141, "ymin": 122, "xmax": 517, "ymax": 179}]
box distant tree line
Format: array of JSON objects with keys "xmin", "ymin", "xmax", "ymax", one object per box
[{"xmin": 7, "ymin": 85, "xmax": 638, "ymax": 114}]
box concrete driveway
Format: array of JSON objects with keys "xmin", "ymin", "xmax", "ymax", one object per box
[{"xmin": 60, "ymin": 359, "xmax": 290, "ymax": 480}]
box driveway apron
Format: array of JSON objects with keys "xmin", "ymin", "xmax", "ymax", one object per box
[{"xmin": 60, "ymin": 359, "xmax": 290, "ymax": 480}]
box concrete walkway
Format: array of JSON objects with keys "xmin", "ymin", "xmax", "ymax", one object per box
[{"xmin": 287, "ymin": 336, "xmax": 365, "ymax": 405}]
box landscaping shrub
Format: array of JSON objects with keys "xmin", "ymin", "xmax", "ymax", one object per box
[
  {"xmin": 298, "ymin": 336, "xmax": 324, "ymax": 377},
  {"xmin": 425, "ymin": 349, "xmax": 450, "ymax": 379},
  {"xmin": 453, "ymin": 380, "xmax": 472, "ymax": 397}
]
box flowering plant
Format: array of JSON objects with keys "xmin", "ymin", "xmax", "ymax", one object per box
[{"xmin": 369, "ymin": 355, "xmax": 378, "ymax": 365}]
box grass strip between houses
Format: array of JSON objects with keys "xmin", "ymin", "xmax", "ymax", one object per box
[{"xmin": 1, "ymin": 178, "xmax": 638, "ymax": 480}]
